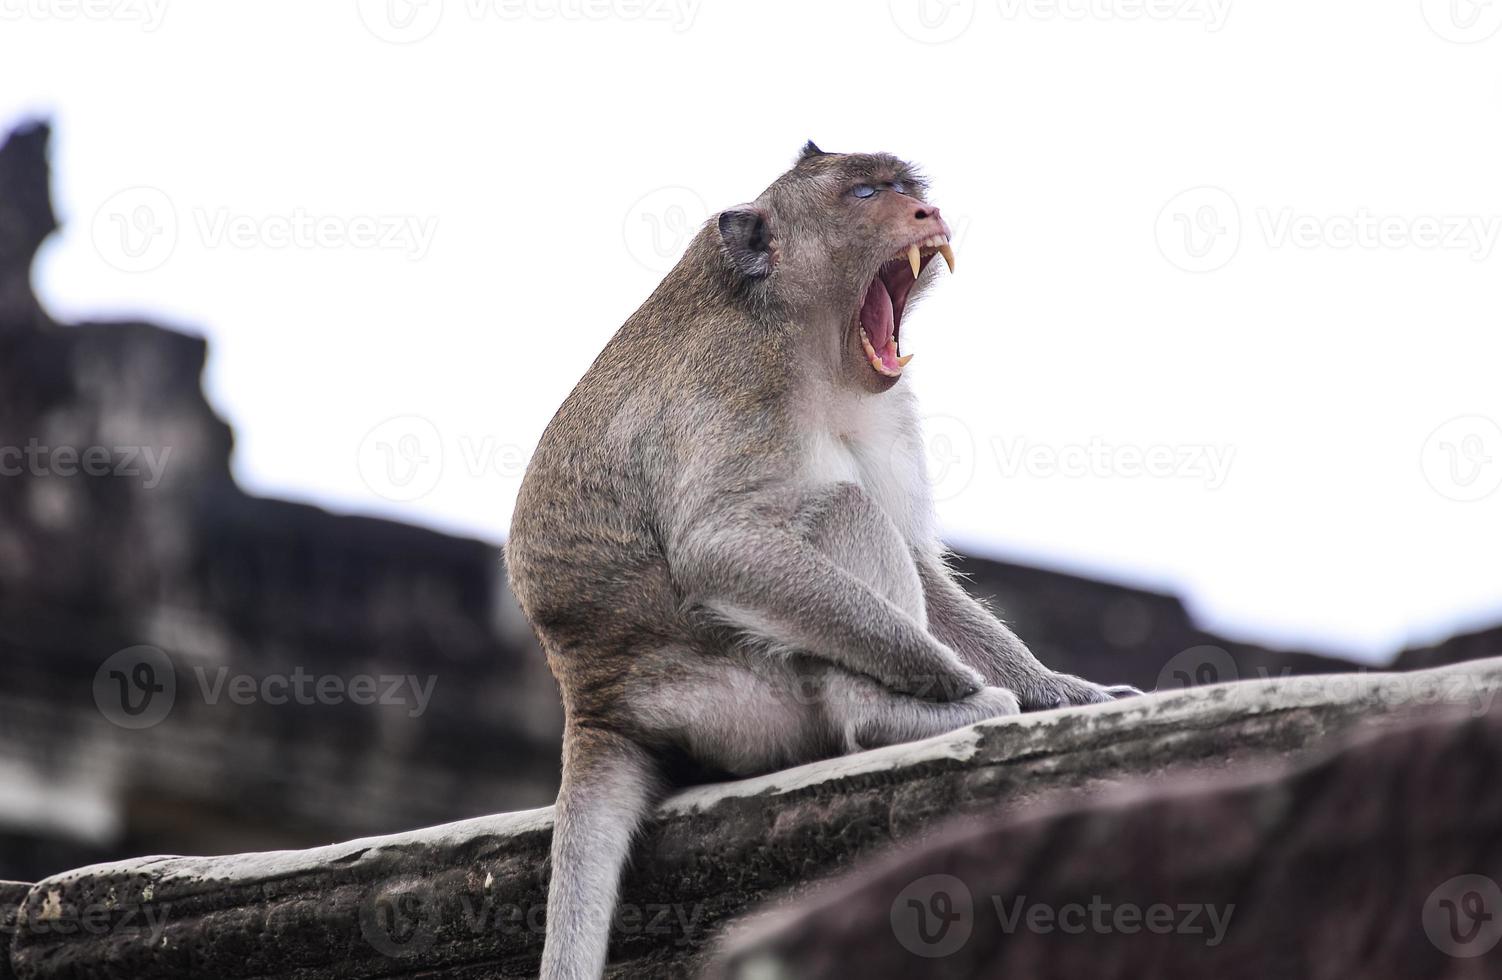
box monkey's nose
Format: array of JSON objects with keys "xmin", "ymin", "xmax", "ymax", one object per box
[{"xmin": 910, "ymin": 203, "xmax": 951, "ymax": 241}]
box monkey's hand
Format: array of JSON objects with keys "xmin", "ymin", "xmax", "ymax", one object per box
[
  {"xmin": 916, "ymin": 555, "xmax": 1143, "ymax": 710},
  {"xmin": 913, "ymin": 656, "xmax": 989, "ymax": 703},
  {"xmin": 967, "ymin": 684, "xmax": 1023, "ymax": 717}
]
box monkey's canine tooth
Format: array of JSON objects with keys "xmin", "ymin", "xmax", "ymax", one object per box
[
  {"xmin": 938, "ymin": 243, "xmax": 955, "ymax": 273},
  {"xmin": 897, "ymin": 353, "xmax": 914, "ymax": 367},
  {"xmin": 907, "ymin": 244, "xmax": 921, "ymax": 278}
]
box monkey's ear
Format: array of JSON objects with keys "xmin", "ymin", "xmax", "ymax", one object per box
[
  {"xmin": 717, "ymin": 207, "xmax": 775, "ymax": 279},
  {"xmin": 797, "ymin": 140, "xmax": 826, "ymax": 164}
]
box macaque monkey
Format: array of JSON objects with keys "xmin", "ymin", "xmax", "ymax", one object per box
[{"xmin": 506, "ymin": 142, "xmax": 1138, "ymax": 979}]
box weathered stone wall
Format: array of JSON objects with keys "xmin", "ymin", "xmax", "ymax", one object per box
[
  {"xmin": 0, "ymin": 121, "xmax": 564, "ymax": 882},
  {"xmin": 0, "ymin": 883, "xmax": 27, "ymax": 980},
  {"xmin": 6, "ymin": 657, "xmax": 1499, "ymax": 979}
]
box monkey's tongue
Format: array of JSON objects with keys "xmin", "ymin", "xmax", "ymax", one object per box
[{"xmin": 859, "ymin": 278, "xmax": 902, "ymax": 374}]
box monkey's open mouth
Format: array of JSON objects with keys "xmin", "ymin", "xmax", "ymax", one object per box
[{"xmin": 858, "ymin": 236, "xmax": 955, "ymax": 378}]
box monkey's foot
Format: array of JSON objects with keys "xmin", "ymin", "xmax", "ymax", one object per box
[{"xmin": 1020, "ymin": 673, "xmax": 1143, "ymax": 711}]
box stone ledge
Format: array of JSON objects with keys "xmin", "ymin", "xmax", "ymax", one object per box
[
  {"xmin": 7, "ymin": 657, "xmax": 1501, "ymax": 978},
  {"xmin": 712, "ymin": 701, "xmax": 1502, "ymax": 978},
  {"xmin": 0, "ymin": 883, "xmax": 27, "ymax": 980}
]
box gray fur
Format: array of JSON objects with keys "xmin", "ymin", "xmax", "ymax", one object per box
[{"xmin": 507, "ymin": 146, "xmax": 1138, "ymax": 979}]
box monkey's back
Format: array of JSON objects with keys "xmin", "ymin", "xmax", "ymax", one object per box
[
  {"xmin": 507, "ymin": 231, "xmax": 814, "ymax": 727},
  {"xmin": 507, "ymin": 362, "xmax": 678, "ymax": 699}
]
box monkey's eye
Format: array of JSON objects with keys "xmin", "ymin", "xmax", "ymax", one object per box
[
  {"xmin": 850, "ymin": 184, "xmax": 877, "ymax": 199},
  {"xmin": 890, "ymin": 180, "xmax": 908, "ymax": 195}
]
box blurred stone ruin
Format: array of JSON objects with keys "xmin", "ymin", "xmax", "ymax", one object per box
[{"xmin": 2, "ymin": 121, "xmax": 1500, "ymax": 978}]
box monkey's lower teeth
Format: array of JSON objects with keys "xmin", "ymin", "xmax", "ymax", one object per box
[{"xmin": 860, "ymin": 329, "xmax": 908, "ymax": 377}]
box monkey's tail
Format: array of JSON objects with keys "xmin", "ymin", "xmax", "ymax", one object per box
[{"xmin": 540, "ymin": 725, "xmax": 663, "ymax": 980}]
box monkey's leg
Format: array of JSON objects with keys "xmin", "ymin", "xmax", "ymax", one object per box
[
  {"xmin": 915, "ymin": 555, "xmax": 1142, "ymax": 710},
  {"xmin": 540, "ymin": 725, "xmax": 663, "ymax": 980},
  {"xmin": 678, "ymin": 482, "xmax": 984, "ymax": 701}
]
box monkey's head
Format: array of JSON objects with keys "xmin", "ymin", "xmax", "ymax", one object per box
[{"xmin": 715, "ymin": 141, "xmax": 954, "ymax": 393}]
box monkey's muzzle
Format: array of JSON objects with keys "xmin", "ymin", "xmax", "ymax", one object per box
[{"xmin": 857, "ymin": 234, "xmax": 955, "ymax": 378}]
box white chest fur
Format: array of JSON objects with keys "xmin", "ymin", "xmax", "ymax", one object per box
[{"xmin": 803, "ymin": 386, "xmax": 939, "ymax": 551}]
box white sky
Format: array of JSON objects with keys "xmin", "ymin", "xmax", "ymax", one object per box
[{"xmin": 4, "ymin": 0, "xmax": 1500, "ymax": 663}]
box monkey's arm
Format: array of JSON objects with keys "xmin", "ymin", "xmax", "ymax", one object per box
[
  {"xmin": 916, "ymin": 555, "xmax": 1140, "ymax": 709},
  {"xmin": 675, "ymin": 520, "xmax": 985, "ymax": 701}
]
